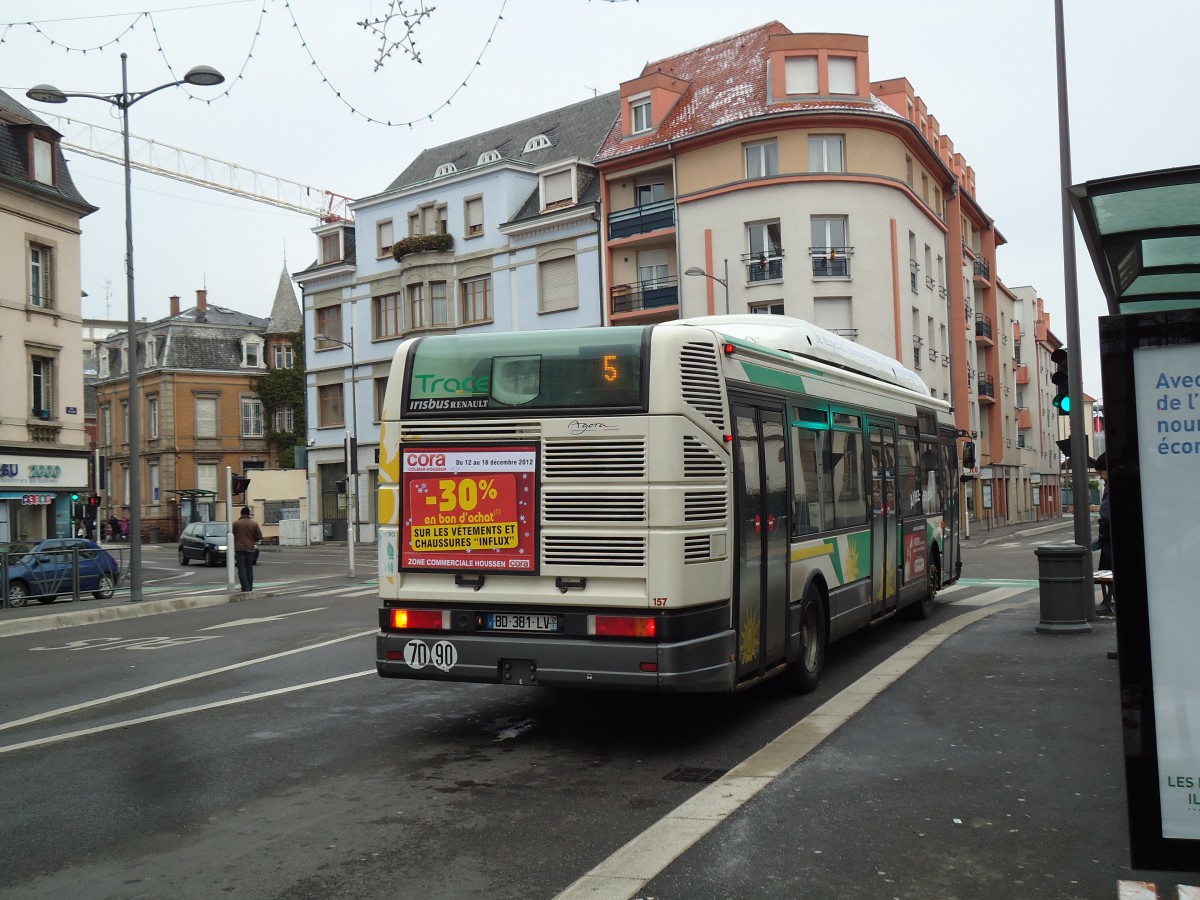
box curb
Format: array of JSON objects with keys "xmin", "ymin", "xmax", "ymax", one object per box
[
  {"xmin": 0, "ymin": 585, "xmax": 294, "ymax": 639},
  {"xmin": 973, "ymin": 521, "xmax": 1073, "ymax": 546}
]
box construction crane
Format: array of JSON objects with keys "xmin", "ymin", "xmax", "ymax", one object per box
[{"xmin": 41, "ymin": 112, "xmax": 353, "ymax": 222}]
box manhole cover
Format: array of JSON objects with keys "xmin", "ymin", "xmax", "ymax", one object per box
[{"xmin": 663, "ymin": 767, "xmax": 726, "ymax": 784}]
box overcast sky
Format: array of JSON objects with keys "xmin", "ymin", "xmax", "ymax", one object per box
[{"xmin": 4, "ymin": 0, "xmax": 1197, "ymax": 400}]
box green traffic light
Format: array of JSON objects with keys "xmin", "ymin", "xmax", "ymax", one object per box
[
  {"xmin": 70, "ymin": 492, "xmax": 80, "ymax": 502},
  {"xmin": 1060, "ymin": 395, "xmax": 1070, "ymax": 413}
]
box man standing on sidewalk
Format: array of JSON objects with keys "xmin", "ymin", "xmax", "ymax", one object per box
[{"xmin": 232, "ymin": 506, "xmax": 263, "ymax": 593}]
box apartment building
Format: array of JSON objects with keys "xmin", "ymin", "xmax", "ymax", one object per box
[
  {"xmin": 0, "ymin": 89, "xmax": 96, "ymax": 542},
  {"xmin": 296, "ymin": 92, "xmax": 620, "ymax": 544},
  {"xmin": 93, "ymin": 289, "xmax": 275, "ymax": 540},
  {"xmin": 594, "ymin": 23, "xmax": 1020, "ymax": 526}
]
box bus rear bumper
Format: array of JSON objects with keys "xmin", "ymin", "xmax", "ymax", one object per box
[{"xmin": 376, "ymin": 629, "xmax": 736, "ymax": 693}]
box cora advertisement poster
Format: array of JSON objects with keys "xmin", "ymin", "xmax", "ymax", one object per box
[{"xmin": 400, "ymin": 445, "xmax": 538, "ymax": 573}]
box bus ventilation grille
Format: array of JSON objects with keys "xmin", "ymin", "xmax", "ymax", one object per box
[
  {"xmin": 684, "ymin": 534, "xmax": 714, "ymax": 562},
  {"xmin": 683, "ymin": 491, "xmax": 726, "ymax": 523},
  {"xmin": 679, "ymin": 342, "xmax": 727, "ymax": 431},
  {"xmin": 543, "ymin": 439, "xmax": 646, "ymax": 479},
  {"xmin": 542, "ymin": 535, "xmax": 646, "ymax": 567},
  {"xmin": 682, "ymin": 436, "xmax": 725, "ymax": 479},
  {"xmin": 543, "ymin": 492, "xmax": 647, "ymax": 522}
]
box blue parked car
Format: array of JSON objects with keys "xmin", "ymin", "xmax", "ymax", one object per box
[{"xmin": 1, "ymin": 538, "xmax": 121, "ymax": 607}]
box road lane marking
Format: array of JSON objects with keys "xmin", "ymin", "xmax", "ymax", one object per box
[
  {"xmin": 0, "ymin": 628, "xmax": 376, "ymax": 734},
  {"xmin": 554, "ymin": 590, "xmax": 1028, "ymax": 900},
  {"xmin": 0, "ymin": 670, "xmax": 376, "ymax": 755},
  {"xmin": 198, "ymin": 607, "xmax": 327, "ymax": 630}
]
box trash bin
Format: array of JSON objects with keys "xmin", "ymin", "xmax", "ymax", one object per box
[
  {"xmin": 148, "ymin": 526, "xmax": 161, "ymax": 543},
  {"xmin": 1035, "ymin": 543, "xmax": 1092, "ymax": 634}
]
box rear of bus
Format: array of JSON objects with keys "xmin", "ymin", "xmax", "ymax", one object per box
[{"xmin": 375, "ymin": 324, "xmax": 738, "ymax": 691}]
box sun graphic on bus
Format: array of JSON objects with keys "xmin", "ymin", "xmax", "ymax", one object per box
[{"xmin": 844, "ymin": 540, "xmax": 861, "ymax": 582}]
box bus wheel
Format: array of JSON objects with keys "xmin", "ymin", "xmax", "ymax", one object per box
[
  {"xmin": 789, "ymin": 587, "xmax": 826, "ymax": 694},
  {"xmin": 907, "ymin": 550, "xmax": 940, "ymax": 620}
]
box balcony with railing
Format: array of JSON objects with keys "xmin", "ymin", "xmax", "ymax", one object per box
[
  {"xmin": 975, "ymin": 312, "xmax": 994, "ymax": 344},
  {"xmin": 810, "ymin": 246, "xmax": 852, "ymax": 278},
  {"xmin": 973, "ymin": 257, "xmax": 991, "ymax": 283},
  {"xmin": 741, "ymin": 250, "xmax": 784, "ymax": 282},
  {"xmin": 608, "ymin": 198, "xmax": 675, "ymax": 240},
  {"xmin": 610, "ymin": 275, "xmax": 679, "ymax": 315},
  {"xmin": 1017, "ymin": 407, "xmax": 1033, "ymax": 430},
  {"xmin": 1016, "ymin": 364, "xmax": 1030, "ymax": 385},
  {"xmin": 978, "ymin": 373, "xmax": 996, "ymax": 402}
]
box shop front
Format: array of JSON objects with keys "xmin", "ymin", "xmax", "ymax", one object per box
[{"xmin": 0, "ymin": 452, "xmax": 89, "ymax": 543}]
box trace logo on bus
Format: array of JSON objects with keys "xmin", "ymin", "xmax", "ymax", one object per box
[{"xmin": 400, "ymin": 445, "xmax": 539, "ymax": 573}]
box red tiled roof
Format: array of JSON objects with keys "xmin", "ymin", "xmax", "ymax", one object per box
[{"xmin": 596, "ymin": 22, "xmax": 900, "ymax": 163}]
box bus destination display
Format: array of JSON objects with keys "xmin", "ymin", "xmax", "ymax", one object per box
[{"xmin": 400, "ymin": 445, "xmax": 538, "ymax": 573}]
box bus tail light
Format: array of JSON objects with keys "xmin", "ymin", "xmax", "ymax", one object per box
[
  {"xmin": 591, "ymin": 615, "xmax": 657, "ymax": 638},
  {"xmin": 389, "ymin": 609, "xmax": 448, "ymax": 630}
]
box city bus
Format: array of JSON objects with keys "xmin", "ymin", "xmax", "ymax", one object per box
[{"xmin": 375, "ymin": 315, "xmax": 961, "ymax": 693}]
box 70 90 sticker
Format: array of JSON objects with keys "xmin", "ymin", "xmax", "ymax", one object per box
[{"xmin": 403, "ymin": 639, "xmax": 458, "ymax": 672}]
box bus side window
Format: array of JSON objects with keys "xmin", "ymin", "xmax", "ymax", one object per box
[
  {"xmin": 791, "ymin": 427, "xmax": 823, "ymax": 535},
  {"xmin": 830, "ymin": 430, "xmax": 868, "ymax": 528},
  {"xmin": 922, "ymin": 444, "xmax": 942, "ymax": 513},
  {"xmin": 897, "ymin": 436, "xmax": 921, "ymax": 516}
]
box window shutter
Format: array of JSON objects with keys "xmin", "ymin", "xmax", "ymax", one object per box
[
  {"xmin": 785, "ymin": 56, "xmax": 818, "ymax": 94},
  {"xmin": 196, "ymin": 397, "xmax": 217, "ymax": 437},
  {"xmin": 544, "ymin": 169, "xmax": 573, "ymax": 206},
  {"xmin": 539, "ymin": 256, "xmax": 578, "ymax": 312},
  {"xmin": 828, "ymin": 57, "xmax": 857, "ymax": 94},
  {"xmin": 197, "ymin": 464, "xmax": 218, "ymax": 493},
  {"xmin": 466, "ymin": 198, "xmax": 483, "ymax": 234}
]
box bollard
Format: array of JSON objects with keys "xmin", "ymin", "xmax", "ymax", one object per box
[{"xmin": 1035, "ymin": 544, "xmax": 1092, "ymax": 633}]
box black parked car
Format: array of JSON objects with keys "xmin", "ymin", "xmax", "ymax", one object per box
[{"xmin": 178, "ymin": 522, "xmax": 259, "ymax": 566}]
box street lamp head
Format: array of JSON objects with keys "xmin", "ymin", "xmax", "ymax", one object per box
[
  {"xmin": 684, "ymin": 267, "xmax": 707, "ymax": 277},
  {"xmin": 26, "ymin": 84, "xmax": 68, "ymax": 104},
  {"xmin": 183, "ymin": 65, "xmax": 224, "ymax": 87}
]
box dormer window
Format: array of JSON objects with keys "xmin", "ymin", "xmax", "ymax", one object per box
[
  {"xmin": 630, "ymin": 95, "xmax": 652, "ymax": 133},
  {"xmin": 99, "ymin": 351, "xmax": 110, "ymax": 379},
  {"xmin": 145, "ymin": 334, "xmax": 157, "ymax": 368},
  {"xmin": 541, "ymin": 166, "xmax": 575, "ymax": 210},
  {"xmin": 828, "ymin": 57, "xmax": 857, "ymax": 94},
  {"xmin": 523, "ymin": 134, "xmax": 552, "ymax": 153},
  {"xmin": 241, "ymin": 335, "xmax": 265, "ymax": 368},
  {"xmin": 477, "ymin": 149, "xmax": 502, "ymax": 165},
  {"xmin": 319, "ymin": 231, "xmax": 341, "ymax": 264},
  {"xmin": 785, "ymin": 56, "xmax": 818, "ymax": 94},
  {"xmin": 434, "ymin": 162, "xmax": 457, "ymax": 178},
  {"xmin": 120, "ymin": 340, "xmax": 129, "ymax": 374},
  {"xmin": 32, "ymin": 136, "xmax": 55, "ymax": 185}
]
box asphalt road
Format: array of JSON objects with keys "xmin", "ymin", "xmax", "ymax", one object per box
[{"xmin": 0, "ymin": 530, "xmax": 1060, "ymax": 899}]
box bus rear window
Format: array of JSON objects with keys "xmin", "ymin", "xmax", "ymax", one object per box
[{"xmin": 406, "ymin": 327, "xmax": 645, "ymax": 413}]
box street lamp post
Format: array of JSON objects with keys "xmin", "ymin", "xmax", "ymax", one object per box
[
  {"xmin": 315, "ymin": 327, "xmax": 358, "ymax": 578},
  {"xmin": 28, "ymin": 54, "xmax": 224, "ymax": 603},
  {"xmin": 685, "ymin": 260, "xmax": 730, "ymax": 314}
]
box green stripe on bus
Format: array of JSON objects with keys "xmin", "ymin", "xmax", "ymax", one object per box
[{"xmin": 740, "ymin": 361, "xmax": 806, "ymax": 393}]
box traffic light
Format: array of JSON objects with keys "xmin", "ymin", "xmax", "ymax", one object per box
[
  {"xmin": 335, "ymin": 479, "xmax": 347, "ymax": 493},
  {"xmin": 962, "ymin": 440, "xmax": 976, "ymax": 470},
  {"xmin": 88, "ymin": 495, "xmax": 100, "ymax": 508},
  {"xmin": 70, "ymin": 492, "xmax": 80, "ymax": 502},
  {"xmin": 1051, "ymin": 347, "xmax": 1070, "ymax": 415},
  {"xmin": 231, "ymin": 474, "xmax": 251, "ymax": 495}
]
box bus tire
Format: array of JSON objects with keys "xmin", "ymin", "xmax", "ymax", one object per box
[
  {"xmin": 906, "ymin": 549, "xmax": 940, "ymax": 620},
  {"xmin": 789, "ymin": 586, "xmax": 826, "ymax": 694}
]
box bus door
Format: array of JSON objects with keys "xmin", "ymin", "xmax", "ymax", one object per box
[
  {"xmin": 869, "ymin": 422, "xmax": 899, "ymax": 612},
  {"xmin": 732, "ymin": 399, "xmax": 789, "ymax": 680}
]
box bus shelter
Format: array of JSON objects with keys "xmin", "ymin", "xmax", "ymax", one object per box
[{"xmin": 1070, "ymin": 164, "xmax": 1200, "ymax": 871}]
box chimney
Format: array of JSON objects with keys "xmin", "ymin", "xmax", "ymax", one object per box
[
  {"xmin": 170, "ymin": 295, "xmax": 180, "ymax": 316},
  {"xmin": 196, "ymin": 289, "xmax": 207, "ymax": 313}
]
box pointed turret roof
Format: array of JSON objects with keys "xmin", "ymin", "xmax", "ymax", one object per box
[{"xmin": 266, "ymin": 263, "xmax": 302, "ymax": 334}]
